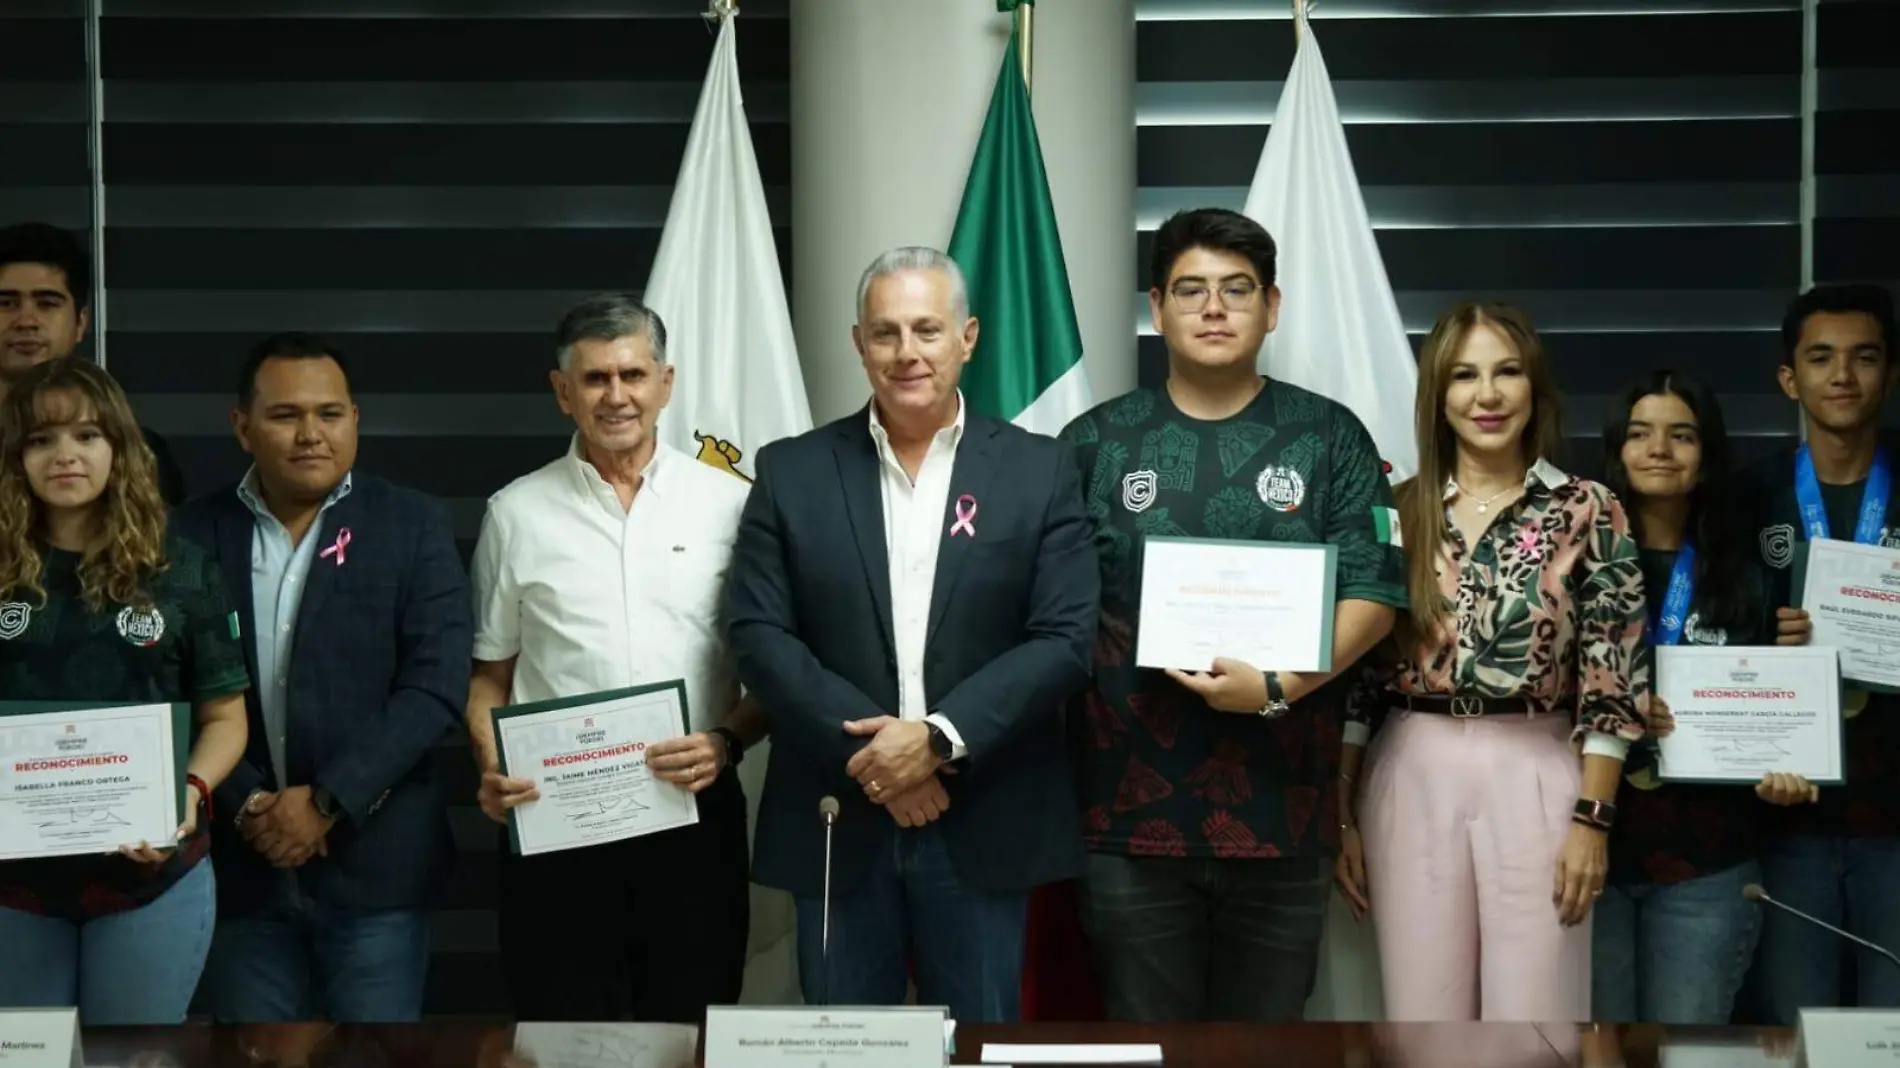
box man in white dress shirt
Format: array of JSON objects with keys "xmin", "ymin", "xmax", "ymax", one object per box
[
  {"xmin": 464, "ymin": 293, "xmax": 766, "ymax": 1022},
  {"xmin": 724, "ymin": 248, "xmax": 1098, "ymax": 1023}
]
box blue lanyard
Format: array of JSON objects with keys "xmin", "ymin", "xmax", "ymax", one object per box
[
  {"xmin": 1651, "ymin": 543, "xmax": 1697, "ymax": 647},
  {"xmin": 1795, "ymin": 444, "xmax": 1891, "ymax": 544}
]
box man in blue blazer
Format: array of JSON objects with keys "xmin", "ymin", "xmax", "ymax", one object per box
[
  {"xmin": 173, "ymin": 332, "xmax": 473, "ymax": 1022},
  {"xmin": 725, "ymin": 247, "xmax": 1098, "ymax": 1024}
]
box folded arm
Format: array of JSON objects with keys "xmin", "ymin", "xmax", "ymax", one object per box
[
  {"xmin": 315, "ymin": 503, "xmax": 474, "ymax": 824},
  {"xmin": 926, "ymin": 445, "xmax": 1099, "ymax": 763},
  {"xmin": 725, "ymin": 447, "xmax": 887, "ymax": 771}
]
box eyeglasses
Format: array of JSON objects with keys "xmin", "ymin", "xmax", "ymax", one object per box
[{"xmin": 1168, "ymin": 280, "xmax": 1260, "ymax": 313}]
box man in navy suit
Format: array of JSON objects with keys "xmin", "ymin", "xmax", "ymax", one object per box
[
  {"xmin": 173, "ymin": 332, "xmax": 473, "ymax": 1022},
  {"xmin": 725, "ymin": 247, "xmax": 1099, "ymax": 1024}
]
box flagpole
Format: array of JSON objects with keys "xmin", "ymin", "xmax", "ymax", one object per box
[
  {"xmin": 1292, "ymin": 0, "xmax": 1312, "ymax": 46},
  {"xmin": 1016, "ymin": 2, "xmax": 1034, "ymax": 94}
]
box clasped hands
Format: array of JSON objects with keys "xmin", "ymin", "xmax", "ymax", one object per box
[
  {"xmin": 240, "ymin": 785, "xmax": 336, "ymax": 869},
  {"xmin": 843, "ymin": 717, "xmax": 949, "ymax": 828}
]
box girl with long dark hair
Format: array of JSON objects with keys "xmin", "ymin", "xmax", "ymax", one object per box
[{"xmin": 1593, "ymin": 370, "xmax": 1816, "ymax": 1023}]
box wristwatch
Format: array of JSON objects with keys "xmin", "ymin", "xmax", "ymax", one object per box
[
  {"xmin": 710, "ymin": 725, "xmax": 745, "ymax": 767},
  {"xmin": 1258, "ymin": 670, "xmax": 1291, "ymax": 719},
  {"xmin": 926, "ymin": 722, "xmax": 956, "ymax": 763},
  {"xmin": 311, "ymin": 785, "xmax": 341, "ymax": 822}
]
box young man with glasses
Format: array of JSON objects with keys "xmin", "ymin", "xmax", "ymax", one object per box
[{"xmin": 1058, "ymin": 208, "xmax": 1405, "ymax": 1023}]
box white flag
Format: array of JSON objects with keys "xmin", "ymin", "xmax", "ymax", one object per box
[
  {"xmin": 642, "ymin": 10, "xmax": 808, "ymax": 1005},
  {"xmin": 1243, "ymin": 21, "xmax": 1418, "ymax": 481},
  {"xmin": 647, "ymin": 12, "xmax": 812, "ymax": 481}
]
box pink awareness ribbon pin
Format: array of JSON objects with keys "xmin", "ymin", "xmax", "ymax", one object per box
[
  {"xmin": 949, "ymin": 494, "xmax": 978, "ymax": 538},
  {"xmin": 320, "ymin": 527, "xmax": 352, "ymax": 566}
]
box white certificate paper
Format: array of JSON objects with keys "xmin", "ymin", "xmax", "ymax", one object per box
[
  {"xmin": 0, "ymin": 703, "xmax": 179, "ymax": 861},
  {"xmin": 495, "ymin": 682, "xmax": 697, "ymax": 856},
  {"xmin": 1135, "ymin": 537, "xmax": 1336, "ymax": 672},
  {"xmin": 1800, "ymin": 538, "xmax": 1900, "ymax": 690},
  {"xmin": 1655, "ymin": 645, "xmax": 1844, "ymax": 784}
]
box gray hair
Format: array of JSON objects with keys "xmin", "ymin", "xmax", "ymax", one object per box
[
  {"xmin": 554, "ymin": 292, "xmax": 668, "ymax": 370},
  {"xmin": 855, "ymin": 246, "xmax": 969, "ymax": 325}
]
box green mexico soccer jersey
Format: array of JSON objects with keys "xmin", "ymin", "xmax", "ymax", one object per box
[
  {"xmin": 1059, "ymin": 380, "xmax": 1407, "ymax": 859},
  {"xmin": 0, "ymin": 531, "xmax": 249, "ymax": 918}
]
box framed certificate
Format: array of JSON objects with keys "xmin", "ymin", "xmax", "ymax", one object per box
[
  {"xmin": 494, "ymin": 681, "xmax": 697, "ymax": 857},
  {"xmin": 0, "ymin": 701, "xmax": 189, "ymax": 861},
  {"xmin": 1134, "ymin": 537, "xmax": 1337, "ymax": 673},
  {"xmin": 1654, "ymin": 645, "xmax": 1844, "ymax": 784},
  {"xmin": 1795, "ymin": 538, "xmax": 1900, "ymax": 692}
]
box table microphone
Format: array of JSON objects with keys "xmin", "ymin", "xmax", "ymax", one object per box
[
  {"xmin": 1743, "ymin": 883, "xmax": 1900, "ymax": 970},
  {"xmin": 818, "ymin": 795, "xmax": 840, "ymax": 1006}
]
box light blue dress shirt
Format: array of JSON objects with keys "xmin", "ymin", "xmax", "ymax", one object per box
[{"xmin": 237, "ymin": 468, "xmax": 353, "ymax": 789}]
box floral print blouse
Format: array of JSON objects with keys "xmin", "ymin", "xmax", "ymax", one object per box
[{"xmin": 1346, "ymin": 459, "xmax": 1649, "ymax": 749}]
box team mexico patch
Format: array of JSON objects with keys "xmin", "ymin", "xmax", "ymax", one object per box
[
  {"xmin": 1373, "ymin": 506, "xmax": 1402, "ymax": 547},
  {"xmin": 1256, "ymin": 465, "xmax": 1305, "ymax": 512},
  {"xmin": 117, "ymin": 606, "xmax": 165, "ymax": 648}
]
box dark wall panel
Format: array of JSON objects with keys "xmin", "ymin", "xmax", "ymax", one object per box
[
  {"xmin": 1135, "ymin": 2, "xmax": 1806, "ymax": 456},
  {"xmin": 97, "ymin": 3, "xmax": 790, "ymax": 1018}
]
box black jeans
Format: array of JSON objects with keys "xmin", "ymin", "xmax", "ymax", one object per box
[
  {"xmin": 1078, "ymin": 851, "xmax": 1330, "ymax": 1022},
  {"xmin": 497, "ymin": 768, "xmax": 750, "ymax": 1023}
]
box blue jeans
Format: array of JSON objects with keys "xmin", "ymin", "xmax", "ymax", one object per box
[
  {"xmin": 793, "ymin": 824, "xmax": 1029, "ymax": 1024},
  {"xmin": 199, "ymin": 878, "xmax": 430, "ymax": 1022},
  {"xmin": 1591, "ymin": 860, "xmax": 1762, "ymax": 1023},
  {"xmin": 1756, "ymin": 836, "xmax": 1900, "ymax": 1023},
  {"xmin": 1076, "ymin": 852, "xmax": 1331, "ymax": 1023},
  {"xmin": 0, "ymin": 858, "xmax": 215, "ymax": 1024}
]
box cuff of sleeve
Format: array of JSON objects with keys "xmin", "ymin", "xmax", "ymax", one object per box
[
  {"xmin": 472, "ymin": 637, "xmax": 520, "ymax": 663},
  {"xmin": 1343, "ymin": 721, "xmax": 1371, "ymax": 747},
  {"xmin": 1581, "ymin": 731, "xmax": 1631, "ymax": 761},
  {"xmin": 924, "ymin": 713, "xmax": 969, "ymax": 762}
]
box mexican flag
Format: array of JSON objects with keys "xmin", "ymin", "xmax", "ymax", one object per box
[{"xmin": 946, "ymin": 2, "xmax": 1092, "ymax": 436}]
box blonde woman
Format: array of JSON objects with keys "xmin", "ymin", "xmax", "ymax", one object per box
[
  {"xmin": 0, "ymin": 358, "xmax": 249, "ymax": 1023},
  {"xmin": 1335, "ymin": 303, "xmax": 1647, "ymax": 1021}
]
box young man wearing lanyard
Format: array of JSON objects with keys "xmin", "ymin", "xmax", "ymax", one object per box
[{"xmin": 1742, "ymin": 283, "xmax": 1900, "ymax": 1021}]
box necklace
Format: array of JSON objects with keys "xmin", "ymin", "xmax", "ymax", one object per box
[{"xmin": 1453, "ymin": 480, "xmax": 1517, "ymax": 513}]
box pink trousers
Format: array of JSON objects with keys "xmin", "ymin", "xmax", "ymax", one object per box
[{"xmin": 1360, "ymin": 710, "xmax": 1590, "ymax": 1022}]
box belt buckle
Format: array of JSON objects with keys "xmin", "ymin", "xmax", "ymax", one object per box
[{"xmin": 1450, "ymin": 696, "xmax": 1483, "ymax": 719}]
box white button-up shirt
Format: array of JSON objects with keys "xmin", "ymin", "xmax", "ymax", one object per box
[
  {"xmin": 869, "ymin": 395, "xmax": 969, "ymax": 759},
  {"xmin": 470, "ymin": 437, "xmax": 749, "ymax": 733}
]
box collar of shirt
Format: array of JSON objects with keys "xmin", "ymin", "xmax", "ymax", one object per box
[
  {"xmin": 868, "ymin": 390, "xmax": 966, "ymax": 473},
  {"xmin": 562, "ymin": 433, "xmax": 670, "ymax": 516},
  {"xmin": 236, "ymin": 466, "xmax": 354, "ymax": 522},
  {"xmin": 1441, "ymin": 457, "xmax": 1569, "ymax": 502}
]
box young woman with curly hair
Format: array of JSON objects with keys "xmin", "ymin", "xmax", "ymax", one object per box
[{"xmin": 0, "ymin": 357, "xmax": 248, "ymax": 1023}]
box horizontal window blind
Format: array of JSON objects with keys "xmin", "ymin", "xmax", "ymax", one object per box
[
  {"xmin": 1134, "ymin": 0, "xmax": 1806, "ymax": 476},
  {"xmin": 94, "ymin": 0, "xmax": 790, "ymax": 1015}
]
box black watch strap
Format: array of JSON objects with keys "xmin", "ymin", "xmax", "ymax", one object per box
[
  {"xmin": 927, "ymin": 722, "xmax": 955, "ymax": 762},
  {"xmin": 311, "ymin": 785, "xmax": 340, "ymax": 821},
  {"xmin": 1264, "ymin": 670, "xmax": 1286, "ymax": 702},
  {"xmin": 710, "ymin": 725, "xmax": 744, "ymax": 766}
]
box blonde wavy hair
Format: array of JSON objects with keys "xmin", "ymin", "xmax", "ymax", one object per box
[{"xmin": 0, "ymin": 358, "xmax": 168, "ymax": 611}]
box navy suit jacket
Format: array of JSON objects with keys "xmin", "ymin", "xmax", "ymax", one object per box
[
  {"xmin": 726, "ymin": 406, "xmax": 1098, "ymax": 897},
  {"xmin": 173, "ymin": 471, "xmax": 473, "ymax": 916}
]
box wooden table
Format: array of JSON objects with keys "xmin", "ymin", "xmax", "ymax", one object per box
[{"xmin": 73, "ymin": 1020, "xmax": 1801, "ymax": 1067}]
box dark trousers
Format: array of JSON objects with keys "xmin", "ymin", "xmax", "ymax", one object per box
[
  {"xmin": 792, "ymin": 823, "xmax": 1030, "ymax": 1024},
  {"xmin": 201, "ymin": 875, "xmax": 431, "ymax": 1023},
  {"xmin": 498, "ymin": 769, "xmax": 750, "ymax": 1023},
  {"xmin": 1077, "ymin": 851, "xmax": 1331, "ymax": 1023}
]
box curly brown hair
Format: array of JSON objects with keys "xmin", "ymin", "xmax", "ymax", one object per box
[{"xmin": 0, "ymin": 358, "xmax": 168, "ymax": 611}]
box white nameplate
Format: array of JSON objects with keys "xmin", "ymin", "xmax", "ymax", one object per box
[
  {"xmin": 0, "ymin": 1010, "xmax": 81, "ymax": 1068},
  {"xmin": 983, "ymin": 1044, "xmax": 1163, "ymax": 1065},
  {"xmin": 705, "ymin": 1006, "xmax": 946, "ymax": 1068},
  {"xmin": 1800, "ymin": 1009, "xmax": 1900, "ymax": 1067},
  {"xmin": 514, "ymin": 1022, "xmax": 699, "ymax": 1068}
]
